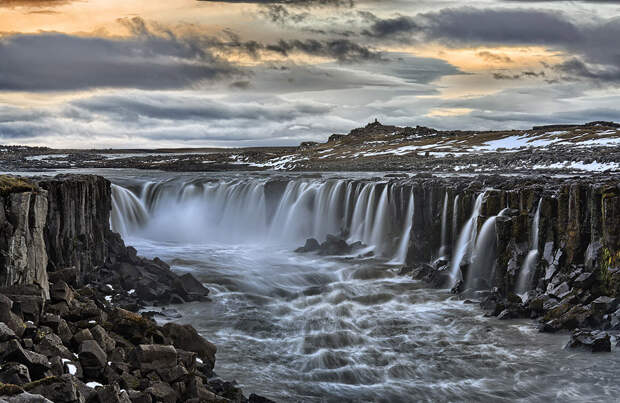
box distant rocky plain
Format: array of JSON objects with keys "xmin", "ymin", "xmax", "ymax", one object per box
[{"xmin": 2, "ymin": 120, "xmax": 619, "ymax": 174}]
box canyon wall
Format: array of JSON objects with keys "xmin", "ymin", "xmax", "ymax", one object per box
[{"xmin": 0, "ymin": 175, "xmax": 110, "ymax": 298}]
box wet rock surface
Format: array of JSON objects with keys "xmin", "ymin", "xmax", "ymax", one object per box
[{"xmin": 295, "ymin": 235, "xmax": 366, "ymax": 256}]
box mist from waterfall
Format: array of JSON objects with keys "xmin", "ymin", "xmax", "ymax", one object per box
[{"xmin": 111, "ymin": 178, "xmax": 414, "ymax": 261}]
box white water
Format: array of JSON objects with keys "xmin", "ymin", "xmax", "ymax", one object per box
[
  {"xmin": 516, "ymin": 198, "xmax": 543, "ymax": 294},
  {"xmin": 438, "ymin": 192, "xmax": 449, "ymax": 258},
  {"xmin": 390, "ymin": 192, "xmax": 415, "ymax": 265},
  {"xmin": 111, "ymin": 178, "xmax": 411, "ymax": 261},
  {"xmin": 467, "ymin": 215, "xmax": 498, "ymax": 290},
  {"xmin": 450, "ymin": 193, "xmax": 485, "ymax": 281}
]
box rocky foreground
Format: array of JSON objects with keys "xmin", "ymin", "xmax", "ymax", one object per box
[{"xmin": 0, "ymin": 175, "xmax": 272, "ymax": 403}]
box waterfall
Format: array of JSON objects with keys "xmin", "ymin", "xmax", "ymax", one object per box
[
  {"xmin": 438, "ymin": 192, "xmax": 449, "ymax": 258},
  {"xmin": 515, "ymin": 198, "xmax": 542, "ymax": 294},
  {"xmin": 466, "ymin": 215, "xmax": 498, "ymax": 290},
  {"xmin": 110, "ymin": 184, "xmax": 149, "ymax": 236},
  {"xmin": 111, "ymin": 178, "xmax": 411, "ymax": 259},
  {"xmin": 449, "ymin": 193, "xmax": 485, "ymax": 281},
  {"xmin": 370, "ymin": 185, "xmax": 390, "ymax": 256},
  {"xmin": 451, "ymin": 194, "xmax": 459, "ymax": 250},
  {"xmin": 389, "ymin": 191, "xmax": 414, "ymax": 265}
]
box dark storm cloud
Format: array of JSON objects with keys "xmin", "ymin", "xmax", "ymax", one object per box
[
  {"xmin": 265, "ymin": 39, "xmax": 381, "ymax": 62},
  {"xmin": 493, "ymin": 71, "xmax": 545, "ymax": 80},
  {"xmin": 360, "ymin": 7, "xmax": 620, "ymax": 83},
  {"xmin": 0, "ymin": 15, "xmax": 383, "ymax": 91},
  {"xmin": 0, "ymin": 28, "xmax": 239, "ymax": 91},
  {"xmin": 69, "ymin": 93, "xmax": 333, "ymax": 122}
]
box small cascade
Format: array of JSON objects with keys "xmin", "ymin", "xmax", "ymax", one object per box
[
  {"xmin": 110, "ymin": 184, "xmax": 149, "ymax": 236},
  {"xmin": 451, "ymin": 194, "xmax": 459, "ymax": 250},
  {"xmin": 390, "ymin": 191, "xmax": 414, "ymax": 265},
  {"xmin": 450, "ymin": 192, "xmax": 485, "ymax": 281},
  {"xmin": 370, "ymin": 185, "xmax": 390, "ymax": 256},
  {"xmin": 515, "ymin": 198, "xmax": 543, "ymax": 294},
  {"xmin": 438, "ymin": 192, "xmax": 449, "ymax": 258},
  {"xmin": 466, "ymin": 215, "xmax": 498, "ymax": 290}
]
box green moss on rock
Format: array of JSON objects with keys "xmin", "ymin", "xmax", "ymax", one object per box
[
  {"xmin": 0, "ymin": 175, "xmax": 36, "ymax": 196},
  {"xmin": 0, "ymin": 382, "xmax": 24, "ymax": 396}
]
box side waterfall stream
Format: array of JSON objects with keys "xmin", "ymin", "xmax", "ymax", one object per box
[{"xmin": 107, "ymin": 171, "xmax": 618, "ymax": 402}]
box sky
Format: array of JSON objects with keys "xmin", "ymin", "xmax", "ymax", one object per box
[{"xmin": 1, "ymin": 0, "xmax": 620, "ymax": 148}]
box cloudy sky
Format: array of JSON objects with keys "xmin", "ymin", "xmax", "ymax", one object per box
[{"xmin": 1, "ymin": 0, "xmax": 620, "ymax": 148}]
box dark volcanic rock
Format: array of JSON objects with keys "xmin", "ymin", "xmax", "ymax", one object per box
[
  {"xmin": 564, "ymin": 329, "xmax": 611, "ymax": 352},
  {"xmin": 162, "ymin": 323, "xmax": 216, "ymax": 374}
]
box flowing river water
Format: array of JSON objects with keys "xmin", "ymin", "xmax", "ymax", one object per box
[{"xmin": 77, "ymin": 170, "xmax": 620, "ymax": 401}]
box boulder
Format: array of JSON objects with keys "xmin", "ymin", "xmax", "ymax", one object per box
[
  {"xmin": 0, "ymin": 322, "xmax": 17, "ymax": 342},
  {"xmin": 294, "ymin": 238, "xmax": 320, "ymax": 253},
  {"xmin": 34, "ymin": 333, "xmax": 72, "ymax": 360},
  {"xmin": 0, "ymin": 363, "xmax": 31, "ymax": 385},
  {"xmin": 2, "ymin": 340, "xmax": 51, "ymax": 379},
  {"xmin": 162, "ymin": 323, "xmax": 216, "ymax": 373},
  {"xmin": 129, "ymin": 345, "xmax": 177, "ymax": 372},
  {"xmin": 549, "ymin": 282, "xmax": 571, "ymax": 300},
  {"xmin": 145, "ymin": 382, "xmax": 178, "ymax": 403},
  {"xmin": 50, "ymin": 282, "xmax": 74, "ymax": 305},
  {"xmin": 4, "ymin": 393, "xmax": 53, "ymax": 403},
  {"xmin": 573, "ymin": 272, "xmax": 596, "ymax": 289},
  {"xmin": 125, "ymin": 390, "xmax": 152, "ymax": 403},
  {"xmin": 174, "ymin": 274, "xmax": 209, "ymax": 300},
  {"xmin": 73, "ymin": 329, "xmax": 94, "ymax": 345},
  {"xmin": 564, "ymin": 329, "xmax": 611, "ymax": 352},
  {"xmin": 23, "ymin": 374, "xmax": 80, "ymax": 403},
  {"xmin": 78, "ymin": 340, "xmax": 107, "ymax": 373},
  {"xmin": 249, "ymin": 394, "xmax": 276, "ymax": 403},
  {"xmin": 592, "ymin": 296, "xmax": 618, "ymax": 315},
  {"xmin": 90, "ymin": 325, "xmax": 116, "ymax": 354},
  {"xmin": 91, "ymin": 383, "xmax": 131, "ymax": 403}
]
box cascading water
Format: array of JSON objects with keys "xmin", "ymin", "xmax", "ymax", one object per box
[
  {"xmin": 466, "ymin": 215, "xmax": 498, "ymax": 290},
  {"xmin": 389, "ymin": 191, "xmax": 414, "ymax": 265},
  {"xmin": 449, "ymin": 192, "xmax": 485, "ymax": 281},
  {"xmin": 438, "ymin": 191, "xmax": 449, "ymax": 258},
  {"xmin": 515, "ymin": 198, "xmax": 543, "ymax": 294},
  {"xmin": 110, "ymin": 184, "xmax": 149, "ymax": 235},
  {"xmin": 111, "ymin": 177, "xmax": 410, "ymax": 260}
]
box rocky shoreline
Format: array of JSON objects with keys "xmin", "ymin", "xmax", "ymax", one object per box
[{"xmin": 0, "ymin": 175, "xmax": 273, "ymax": 403}]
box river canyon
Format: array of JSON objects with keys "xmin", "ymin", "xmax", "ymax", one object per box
[{"xmin": 105, "ymin": 169, "xmax": 620, "ymax": 402}]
